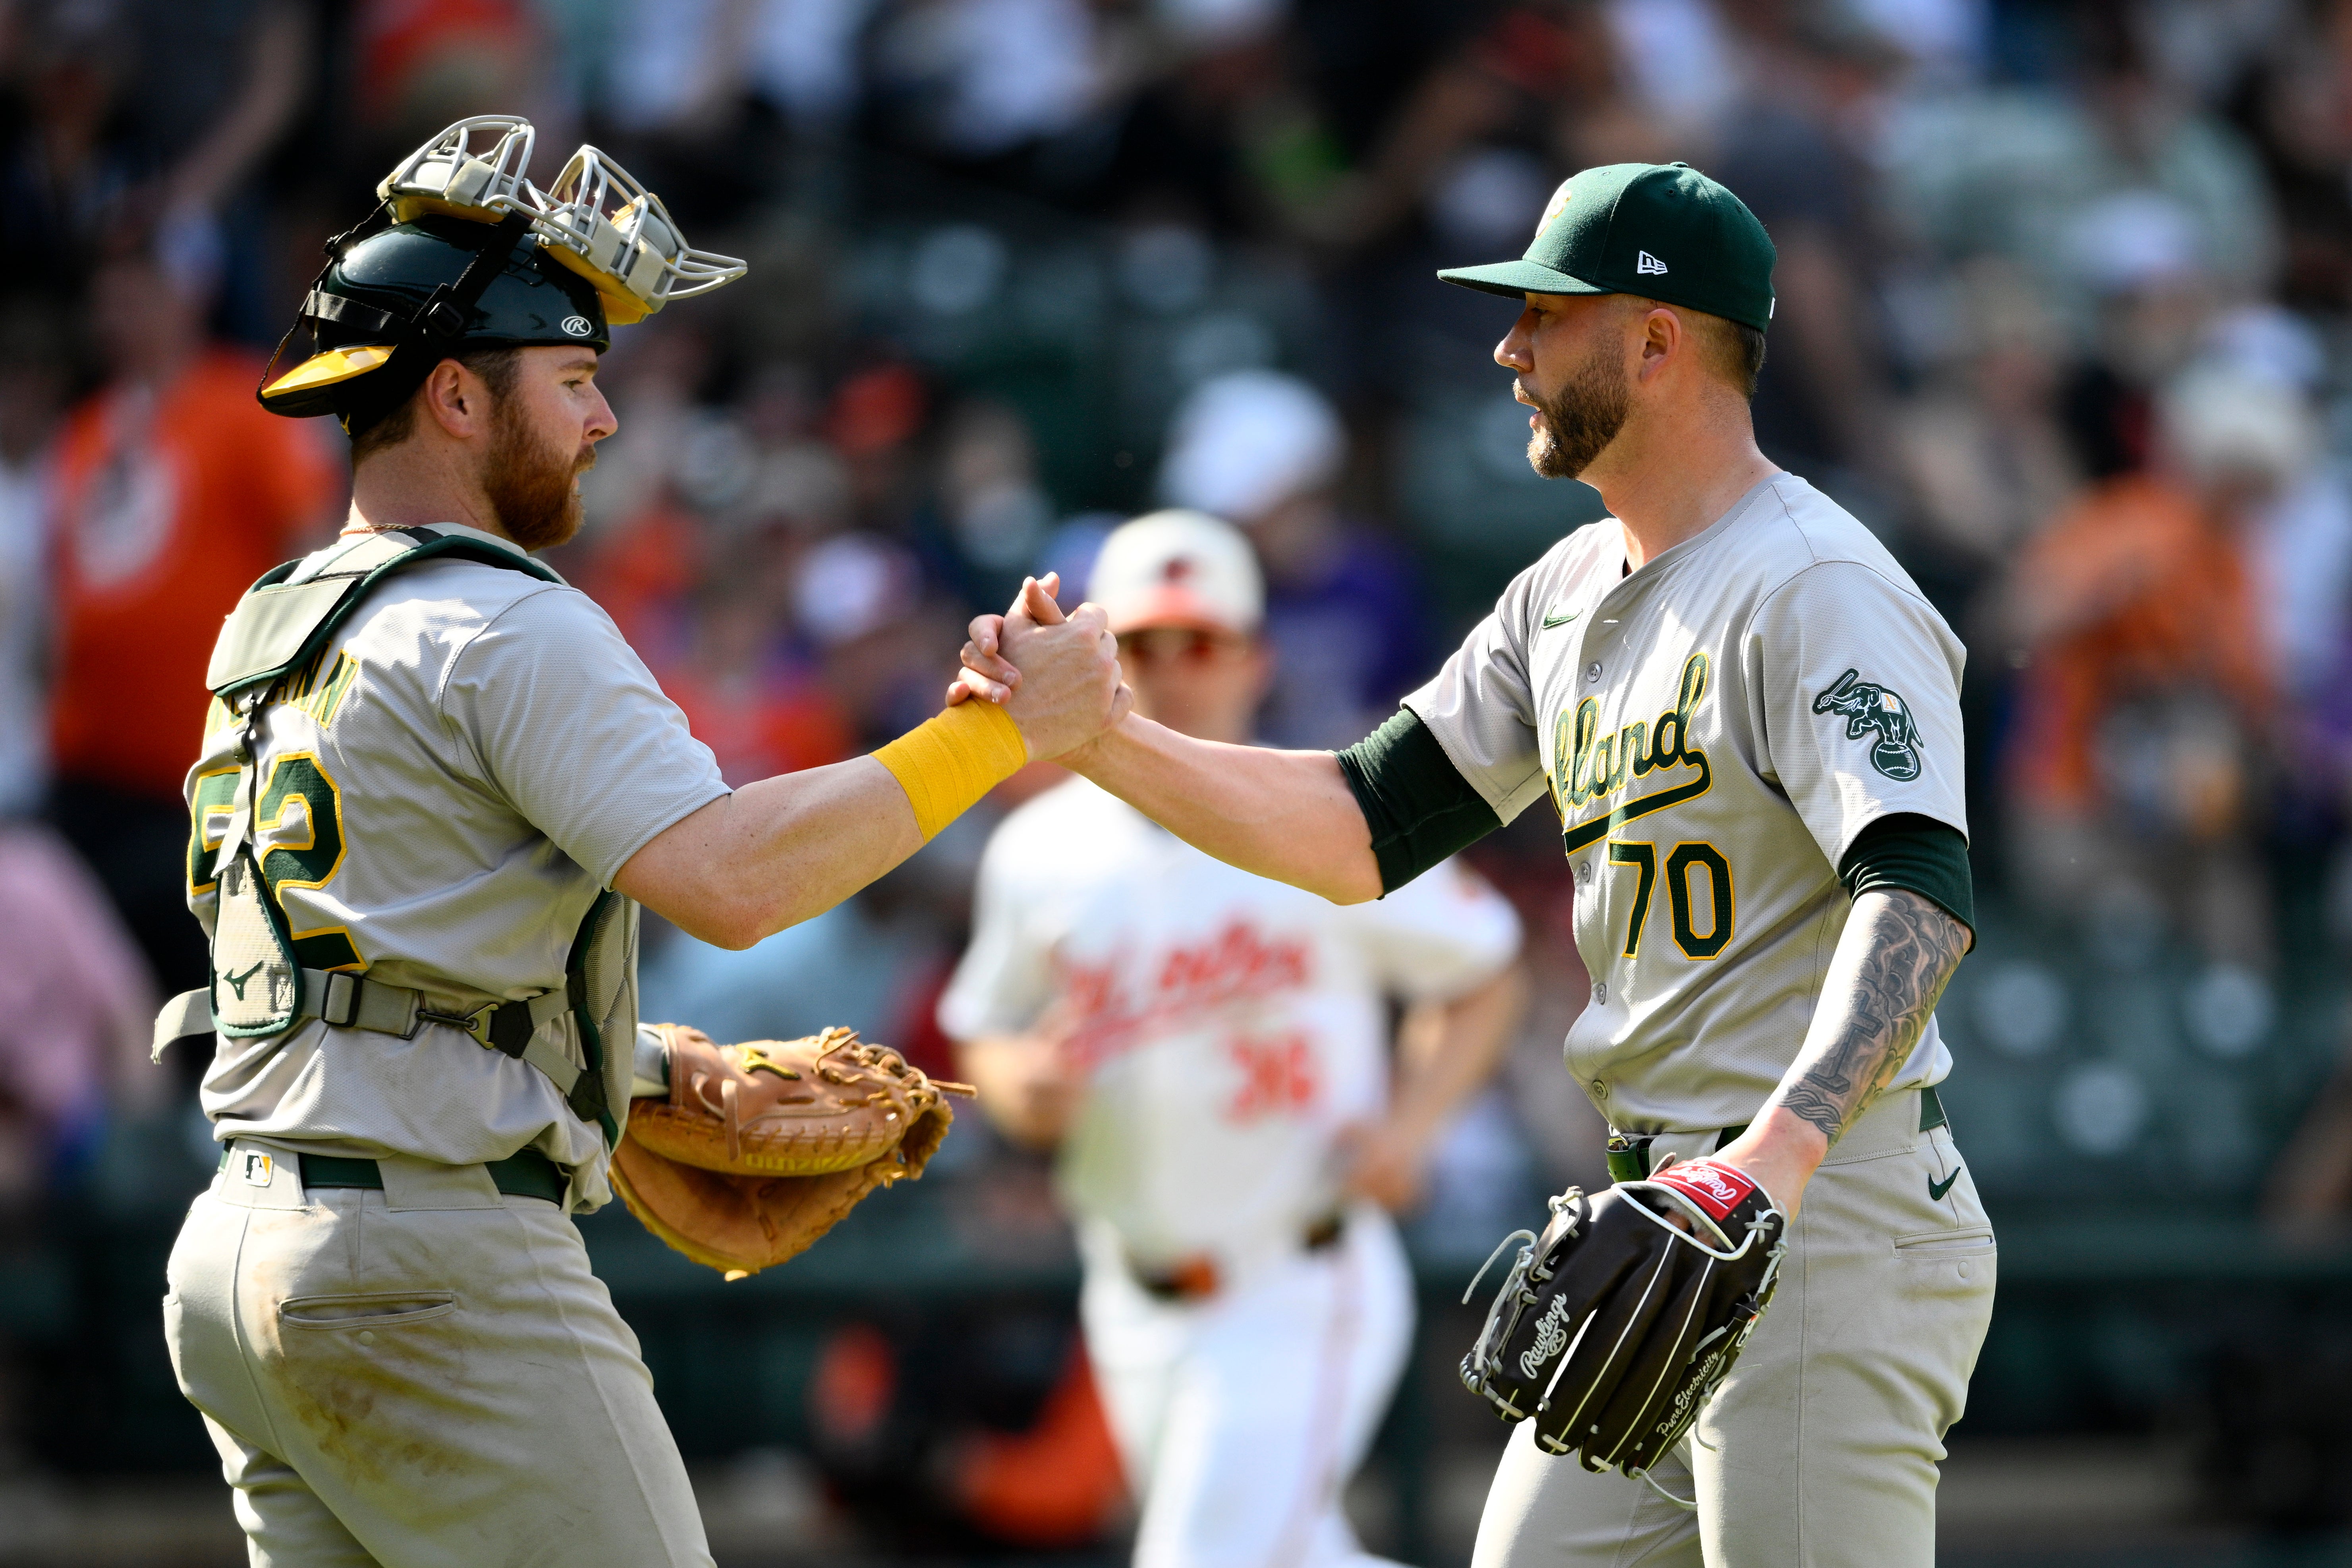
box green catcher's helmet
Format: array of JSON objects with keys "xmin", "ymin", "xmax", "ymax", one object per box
[{"xmin": 260, "ymin": 116, "xmax": 745, "ymax": 433}]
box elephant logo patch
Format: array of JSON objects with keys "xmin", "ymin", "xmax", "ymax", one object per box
[{"xmin": 1813, "ymin": 670, "xmax": 1923, "ymax": 781}]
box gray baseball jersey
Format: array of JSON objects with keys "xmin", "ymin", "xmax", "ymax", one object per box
[
  {"xmin": 1405, "ymin": 472, "xmax": 1966, "ymax": 1133},
  {"xmin": 183, "ymin": 523, "xmax": 728, "ymax": 1205}
]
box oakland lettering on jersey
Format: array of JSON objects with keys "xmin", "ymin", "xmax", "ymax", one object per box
[{"xmin": 1553, "ymin": 651, "xmax": 1715, "ymax": 854}]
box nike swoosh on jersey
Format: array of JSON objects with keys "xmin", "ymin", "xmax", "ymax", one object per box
[
  {"xmin": 1541, "ymin": 607, "xmax": 1582, "ymax": 628},
  {"xmin": 1928, "ymin": 1167, "xmax": 1962, "ymax": 1202}
]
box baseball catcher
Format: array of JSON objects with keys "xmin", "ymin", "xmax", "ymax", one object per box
[
  {"xmin": 614, "ymin": 1024, "xmax": 975, "ymax": 1278},
  {"xmin": 151, "ymin": 114, "xmax": 1124, "ymax": 1567},
  {"xmin": 1461, "ymin": 1157, "xmax": 1786, "ymax": 1493}
]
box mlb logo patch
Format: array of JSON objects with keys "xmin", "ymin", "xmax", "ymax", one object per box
[{"xmin": 240, "ymin": 1151, "xmax": 275, "ymax": 1188}]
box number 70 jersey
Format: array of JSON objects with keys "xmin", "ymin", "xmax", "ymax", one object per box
[{"xmin": 1402, "ymin": 473, "xmax": 1968, "ymax": 1134}]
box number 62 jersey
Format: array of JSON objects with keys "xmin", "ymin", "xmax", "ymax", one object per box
[
  {"xmin": 180, "ymin": 524, "xmax": 728, "ymax": 1188},
  {"xmin": 1403, "ymin": 473, "xmax": 1969, "ymax": 1134}
]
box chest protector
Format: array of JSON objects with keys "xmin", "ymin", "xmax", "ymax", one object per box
[{"xmin": 153, "ymin": 527, "xmax": 637, "ymax": 1147}]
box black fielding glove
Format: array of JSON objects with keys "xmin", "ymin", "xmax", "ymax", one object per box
[{"xmin": 1460, "ymin": 1157, "xmax": 1788, "ymax": 1479}]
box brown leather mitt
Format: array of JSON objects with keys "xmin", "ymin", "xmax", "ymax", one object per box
[{"xmin": 609, "ymin": 1023, "xmax": 974, "ymax": 1279}]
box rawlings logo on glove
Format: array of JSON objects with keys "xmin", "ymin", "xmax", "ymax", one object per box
[
  {"xmin": 1460, "ymin": 1157, "xmax": 1786, "ymax": 1481},
  {"xmin": 1647, "ymin": 1158, "xmax": 1757, "ymax": 1220},
  {"xmin": 609, "ymin": 1024, "xmax": 976, "ymax": 1279},
  {"xmin": 1518, "ymin": 1292, "xmax": 1578, "ymax": 1380}
]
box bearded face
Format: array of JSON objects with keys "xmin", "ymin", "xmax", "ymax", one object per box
[
  {"xmin": 1526, "ymin": 336, "xmax": 1632, "ymax": 481},
  {"xmin": 482, "ymin": 389, "xmax": 593, "ymax": 552}
]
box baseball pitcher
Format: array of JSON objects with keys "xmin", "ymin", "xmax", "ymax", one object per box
[
  {"xmin": 941, "ymin": 510, "xmax": 1526, "ymax": 1568},
  {"xmin": 151, "ymin": 118, "xmax": 1124, "ymax": 1566},
  {"xmin": 957, "ymin": 163, "xmax": 1993, "ymax": 1566}
]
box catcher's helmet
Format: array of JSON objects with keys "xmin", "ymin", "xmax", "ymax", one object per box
[{"xmin": 260, "ymin": 116, "xmax": 745, "ymax": 433}]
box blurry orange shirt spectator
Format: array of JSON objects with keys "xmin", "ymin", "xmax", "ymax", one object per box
[
  {"xmin": 654, "ymin": 583, "xmax": 854, "ymax": 785},
  {"xmin": 571, "ymin": 499, "xmax": 706, "ymax": 650},
  {"xmin": 2006, "ymin": 473, "xmax": 2271, "ymax": 811},
  {"xmin": 659, "ymin": 665, "xmax": 854, "ymax": 786},
  {"xmin": 48, "ymin": 346, "xmax": 336, "ymax": 796}
]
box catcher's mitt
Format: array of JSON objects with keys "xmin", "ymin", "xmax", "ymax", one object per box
[
  {"xmin": 610, "ymin": 1023, "xmax": 974, "ymax": 1279},
  {"xmin": 1459, "ymin": 1157, "xmax": 1786, "ymax": 1483}
]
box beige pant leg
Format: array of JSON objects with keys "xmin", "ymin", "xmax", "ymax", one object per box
[
  {"xmin": 1690, "ymin": 1110, "xmax": 1995, "ymax": 1566},
  {"xmin": 1466, "ymin": 1091, "xmax": 1996, "ymax": 1568},
  {"xmin": 199, "ymin": 1412, "xmax": 382, "ymax": 1568},
  {"xmin": 163, "ymin": 1151, "xmax": 712, "ymax": 1568},
  {"xmin": 1471, "ymin": 1421, "xmax": 1702, "ymax": 1568}
]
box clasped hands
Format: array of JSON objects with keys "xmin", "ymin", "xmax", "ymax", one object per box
[{"xmin": 946, "ymin": 573, "xmax": 1131, "ymax": 762}]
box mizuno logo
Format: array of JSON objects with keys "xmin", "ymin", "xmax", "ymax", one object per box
[
  {"xmin": 1637, "ymin": 251, "xmax": 1668, "ymax": 275},
  {"xmin": 1928, "ymin": 1167, "xmax": 1962, "ymax": 1202},
  {"xmin": 222, "ymin": 962, "xmax": 265, "ymax": 1000},
  {"xmin": 1541, "ymin": 607, "xmax": 1582, "ymax": 629}
]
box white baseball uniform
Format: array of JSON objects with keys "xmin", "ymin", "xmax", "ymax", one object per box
[
  {"xmin": 1403, "ymin": 473, "xmax": 1996, "ymax": 1566},
  {"xmin": 939, "ymin": 775, "xmax": 1522, "ymax": 1568},
  {"xmin": 163, "ymin": 524, "xmax": 729, "ymax": 1566}
]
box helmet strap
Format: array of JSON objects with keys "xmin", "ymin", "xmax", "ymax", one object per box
[
  {"xmin": 334, "ymin": 211, "xmax": 535, "ymax": 435},
  {"xmin": 255, "ymin": 201, "xmax": 398, "ymax": 413}
]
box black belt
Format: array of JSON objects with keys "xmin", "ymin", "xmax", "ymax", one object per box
[
  {"xmin": 1132, "ymin": 1212, "xmax": 1348, "ymax": 1303},
  {"xmin": 1606, "ymin": 1085, "xmax": 1947, "ymax": 1184},
  {"xmin": 222, "ymin": 1147, "xmax": 568, "ymax": 1205}
]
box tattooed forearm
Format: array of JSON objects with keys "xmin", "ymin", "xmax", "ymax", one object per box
[{"xmin": 1769, "ymin": 888, "xmax": 1969, "ymax": 1145}]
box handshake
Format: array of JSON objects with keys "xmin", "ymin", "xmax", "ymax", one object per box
[{"xmin": 943, "ymin": 573, "xmax": 1134, "ymax": 764}]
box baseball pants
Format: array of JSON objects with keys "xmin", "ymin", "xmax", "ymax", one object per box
[
  {"xmin": 1471, "ymin": 1087, "xmax": 1996, "ymax": 1568},
  {"xmin": 162, "ymin": 1140, "xmax": 712, "ymax": 1568},
  {"xmin": 1081, "ymin": 1204, "xmax": 1415, "ymax": 1568}
]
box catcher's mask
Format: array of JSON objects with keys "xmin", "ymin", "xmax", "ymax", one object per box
[{"xmin": 259, "ymin": 115, "xmax": 746, "ymax": 433}]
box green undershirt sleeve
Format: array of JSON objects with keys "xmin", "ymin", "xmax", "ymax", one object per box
[
  {"xmin": 1838, "ymin": 813, "xmax": 1975, "ymax": 944},
  {"xmin": 1334, "ymin": 709, "xmax": 1505, "ymax": 896}
]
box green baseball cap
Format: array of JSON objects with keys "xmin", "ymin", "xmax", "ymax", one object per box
[{"xmin": 1437, "ymin": 162, "xmax": 1776, "ymax": 334}]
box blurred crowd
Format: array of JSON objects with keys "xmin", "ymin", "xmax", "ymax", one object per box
[{"xmin": 7, "ymin": 0, "xmax": 2352, "ymax": 1539}]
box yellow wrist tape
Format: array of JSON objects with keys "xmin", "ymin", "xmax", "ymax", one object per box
[{"xmin": 873, "ymin": 701, "xmax": 1029, "ymax": 840}]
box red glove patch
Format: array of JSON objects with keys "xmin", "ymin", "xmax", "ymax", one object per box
[{"xmin": 1649, "ymin": 1158, "xmax": 1758, "ymax": 1221}]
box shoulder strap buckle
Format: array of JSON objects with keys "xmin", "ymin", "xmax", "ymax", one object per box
[
  {"xmin": 418, "ymin": 995, "xmax": 545, "ymax": 1058},
  {"xmin": 418, "ymin": 1000, "xmax": 505, "ymax": 1052},
  {"xmin": 319, "ymin": 971, "xmax": 361, "ymax": 1028}
]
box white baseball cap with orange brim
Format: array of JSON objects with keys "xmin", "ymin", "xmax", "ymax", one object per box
[{"xmin": 1086, "ymin": 509, "xmax": 1265, "ymax": 637}]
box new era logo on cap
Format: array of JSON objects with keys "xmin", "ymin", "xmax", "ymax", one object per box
[{"xmin": 1435, "ymin": 163, "xmax": 1776, "ymax": 334}]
